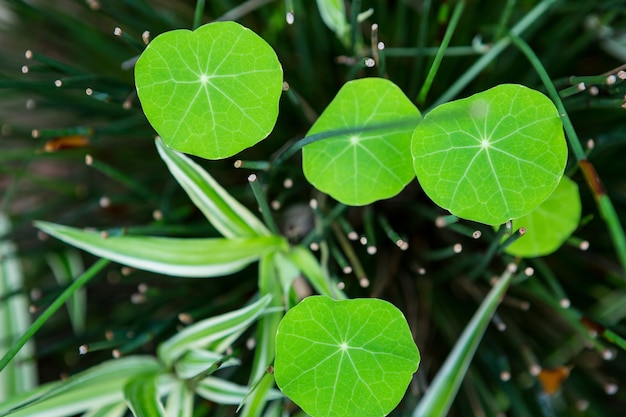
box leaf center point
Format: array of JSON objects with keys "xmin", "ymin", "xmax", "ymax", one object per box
[
  {"xmin": 200, "ymin": 74, "xmax": 210, "ymax": 84},
  {"xmin": 340, "ymin": 342, "xmax": 349, "ymax": 351},
  {"xmin": 480, "ymin": 138, "xmax": 491, "ymax": 149}
]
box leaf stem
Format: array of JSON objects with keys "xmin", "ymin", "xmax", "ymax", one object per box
[
  {"xmin": 416, "ymin": 0, "xmax": 465, "ymax": 104},
  {"xmin": 247, "ymin": 174, "xmax": 280, "ymax": 235},
  {"xmin": 0, "ymin": 258, "xmax": 110, "ymax": 373},
  {"xmin": 193, "ymin": 0, "xmax": 205, "ymax": 30},
  {"xmin": 430, "ymin": 0, "xmax": 559, "ymax": 109},
  {"xmin": 509, "ymin": 33, "xmax": 626, "ymax": 276},
  {"xmin": 412, "ymin": 262, "xmax": 518, "ymax": 417}
]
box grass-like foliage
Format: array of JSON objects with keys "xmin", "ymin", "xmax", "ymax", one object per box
[{"xmin": 2, "ymin": 1, "xmax": 626, "ymax": 417}]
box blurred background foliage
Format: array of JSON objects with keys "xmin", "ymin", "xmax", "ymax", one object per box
[{"xmin": 2, "ymin": 0, "xmax": 626, "ymax": 416}]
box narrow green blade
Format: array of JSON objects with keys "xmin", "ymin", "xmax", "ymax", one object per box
[{"xmin": 412, "ymin": 265, "xmax": 517, "ymax": 417}]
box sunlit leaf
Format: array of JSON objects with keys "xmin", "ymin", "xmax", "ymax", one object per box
[
  {"xmin": 412, "ymin": 84, "xmax": 567, "ymax": 225},
  {"xmin": 135, "ymin": 21, "xmax": 283, "ymax": 159},
  {"xmin": 303, "ymin": 78, "xmax": 422, "ymax": 206},
  {"xmin": 274, "ymin": 296, "xmax": 420, "ymax": 417}
]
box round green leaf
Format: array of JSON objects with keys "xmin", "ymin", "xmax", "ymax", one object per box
[
  {"xmin": 412, "ymin": 84, "xmax": 567, "ymax": 225},
  {"xmin": 274, "ymin": 295, "xmax": 420, "ymax": 417},
  {"xmin": 504, "ymin": 176, "xmax": 581, "ymax": 257},
  {"xmin": 135, "ymin": 21, "xmax": 283, "ymax": 159},
  {"xmin": 302, "ymin": 78, "xmax": 422, "ymax": 205}
]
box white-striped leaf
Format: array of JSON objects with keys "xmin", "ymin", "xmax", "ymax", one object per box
[
  {"xmin": 195, "ymin": 376, "xmax": 282, "ymax": 405},
  {"xmin": 0, "ymin": 212, "xmax": 37, "ymax": 401},
  {"xmin": 156, "ymin": 137, "xmax": 269, "ymax": 238},
  {"xmin": 174, "ymin": 349, "xmax": 239, "ymax": 380},
  {"xmin": 158, "ymin": 295, "xmax": 272, "ymax": 366},
  {"xmin": 35, "ymin": 221, "xmax": 286, "ymax": 278},
  {"xmin": 164, "ymin": 380, "xmax": 193, "ymax": 417},
  {"xmin": 123, "ymin": 373, "xmax": 165, "ymax": 417},
  {"xmin": 0, "ymin": 356, "xmax": 160, "ymax": 417},
  {"xmin": 46, "ymin": 249, "xmax": 86, "ymax": 334},
  {"xmin": 82, "ymin": 402, "xmax": 127, "ymax": 417}
]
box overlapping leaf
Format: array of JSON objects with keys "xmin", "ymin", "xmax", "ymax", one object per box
[
  {"xmin": 412, "ymin": 84, "xmax": 567, "ymax": 225},
  {"xmin": 303, "ymin": 78, "xmax": 422, "ymax": 205}
]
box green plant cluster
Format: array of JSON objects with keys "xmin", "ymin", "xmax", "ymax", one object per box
[{"xmin": 2, "ymin": 1, "xmax": 626, "ymax": 417}]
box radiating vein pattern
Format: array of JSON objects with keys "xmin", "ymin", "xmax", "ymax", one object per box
[
  {"xmin": 275, "ymin": 296, "xmax": 420, "ymax": 417},
  {"xmin": 303, "ymin": 78, "xmax": 422, "ymax": 206},
  {"xmin": 412, "ymin": 84, "xmax": 567, "ymax": 225},
  {"xmin": 135, "ymin": 21, "xmax": 283, "ymax": 159}
]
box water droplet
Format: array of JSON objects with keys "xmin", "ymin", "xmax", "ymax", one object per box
[
  {"xmin": 365, "ymin": 58, "xmax": 375, "ymax": 67},
  {"xmin": 367, "ymin": 246, "xmax": 377, "ymax": 255},
  {"xmin": 283, "ymin": 178, "xmax": 293, "ymax": 188},
  {"xmin": 359, "ymin": 277, "xmax": 370, "ymax": 288},
  {"xmin": 112, "ymin": 349, "xmax": 121, "ymax": 358},
  {"xmin": 286, "ymin": 11, "xmax": 294, "ymax": 25},
  {"xmin": 606, "ymin": 75, "xmax": 617, "ymax": 85},
  {"xmin": 113, "ymin": 27, "xmax": 122, "ymax": 37},
  {"xmin": 453, "ymin": 243, "xmax": 462, "ymax": 253},
  {"xmin": 54, "ymin": 79, "xmax": 63, "ymax": 87},
  {"xmin": 377, "ymin": 41, "xmax": 385, "ymax": 50},
  {"xmin": 524, "ymin": 267, "xmax": 534, "ymax": 276},
  {"xmin": 559, "ymin": 298, "xmax": 571, "ymax": 308},
  {"xmin": 141, "ymin": 30, "xmax": 150, "ymax": 45},
  {"xmin": 342, "ymin": 266, "xmax": 352, "ymax": 274},
  {"xmin": 472, "ymin": 230, "xmax": 481, "ymax": 239}
]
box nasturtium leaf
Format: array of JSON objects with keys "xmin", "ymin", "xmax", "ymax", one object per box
[
  {"xmin": 274, "ymin": 296, "xmax": 420, "ymax": 417},
  {"xmin": 135, "ymin": 21, "xmax": 283, "ymax": 159},
  {"xmin": 504, "ymin": 176, "xmax": 581, "ymax": 257},
  {"xmin": 411, "ymin": 84, "xmax": 567, "ymax": 225},
  {"xmin": 303, "ymin": 78, "xmax": 422, "ymax": 205}
]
